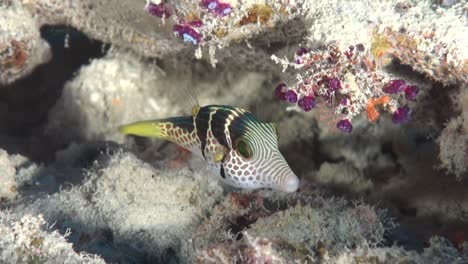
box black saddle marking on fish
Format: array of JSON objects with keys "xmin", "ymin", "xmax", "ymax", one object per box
[
  {"xmin": 167, "ymin": 116, "xmax": 195, "ymax": 132},
  {"xmin": 195, "ymin": 106, "xmax": 212, "ymax": 159},
  {"xmin": 220, "ymin": 164, "xmax": 226, "ymax": 179},
  {"xmin": 210, "ymin": 106, "xmax": 233, "ymax": 148},
  {"xmin": 219, "ymin": 151, "xmax": 228, "ymax": 179},
  {"xmin": 228, "ymin": 110, "xmax": 258, "ymax": 144}
]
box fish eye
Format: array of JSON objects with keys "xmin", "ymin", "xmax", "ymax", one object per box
[{"xmin": 235, "ymin": 138, "xmax": 253, "ymax": 159}]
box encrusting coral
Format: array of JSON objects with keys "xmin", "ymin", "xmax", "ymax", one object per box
[
  {"xmin": 189, "ymin": 189, "xmax": 391, "ymax": 262},
  {"xmin": 192, "ymin": 189, "xmax": 468, "ymax": 263},
  {"xmin": 19, "ymin": 0, "xmax": 184, "ymax": 59},
  {"xmin": 437, "ymin": 86, "xmax": 468, "ymax": 179},
  {"xmin": 0, "ymin": 0, "xmax": 51, "ymax": 84},
  {"xmin": 0, "ymin": 213, "xmax": 105, "ymax": 263},
  {"xmin": 270, "ymin": 0, "xmax": 466, "ymax": 133},
  {"xmin": 0, "ymin": 150, "xmax": 17, "ymax": 202},
  {"xmin": 10, "ymin": 149, "xmax": 224, "ymax": 262},
  {"xmin": 324, "ymin": 236, "xmax": 468, "ymax": 264},
  {"xmin": 45, "ymin": 48, "xmax": 174, "ymax": 144}
]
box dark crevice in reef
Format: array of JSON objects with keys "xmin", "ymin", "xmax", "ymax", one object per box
[
  {"xmin": 0, "ymin": 25, "xmax": 108, "ymax": 164},
  {"xmin": 228, "ymin": 215, "xmax": 257, "ymax": 240}
]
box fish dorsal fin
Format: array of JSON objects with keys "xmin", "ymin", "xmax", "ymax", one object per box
[
  {"xmin": 191, "ymin": 104, "xmax": 200, "ymax": 117},
  {"xmin": 174, "ymin": 66, "xmax": 201, "ymax": 116},
  {"xmin": 186, "ymin": 81, "xmax": 200, "ymax": 117},
  {"xmin": 267, "ymin": 122, "xmax": 280, "ymax": 141}
]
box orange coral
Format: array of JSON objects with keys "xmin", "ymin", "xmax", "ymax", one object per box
[
  {"xmin": 238, "ymin": 4, "xmax": 273, "ymax": 26},
  {"xmin": 366, "ymin": 96, "xmax": 390, "ymax": 122},
  {"xmin": 1, "ymin": 40, "xmax": 27, "ymax": 69},
  {"xmin": 215, "ymin": 28, "xmax": 227, "ymax": 38}
]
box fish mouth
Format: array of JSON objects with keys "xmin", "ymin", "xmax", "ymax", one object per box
[
  {"xmin": 279, "ymin": 173, "xmax": 299, "ymax": 192},
  {"xmin": 262, "ymin": 154, "xmax": 299, "ymax": 192}
]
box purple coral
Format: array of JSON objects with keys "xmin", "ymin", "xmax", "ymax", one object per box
[
  {"xmin": 404, "ymin": 85, "xmax": 419, "ymax": 101},
  {"xmin": 344, "ymin": 45, "xmax": 354, "ymax": 60},
  {"xmin": 146, "ymin": 2, "xmax": 171, "ymax": 18},
  {"xmin": 173, "ymin": 24, "xmax": 202, "ymax": 45},
  {"xmin": 383, "ymin": 79, "xmax": 406, "ymax": 94},
  {"xmin": 337, "ymin": 119, "xmax": 353, "ymax": 133},
  {"xmin": 328, "ymin": 77, "xmax": 341, "ymax": 91},
  {"xmin": 296, "ymin": 47, "xmax": 308, "ymax": 56},
  {"xmin": 216, "ymin": 3, "xmax": 232, "ymax": 16},
  {"xmin": 392, "ymin": 106, "xmax": 412, "ymax": 124},
  {"xmin": 340, "ymin": 98, "xmax": 349, "ymax": 106},
  {"xmin": 274, "ymin": 83, "xmax": 287, "ymax": 101},
  {"xmin": 298, "ymin": 96, "xmax": 316, "ymax": 111},
  {"xmin": 201, "ymin": 0, "xmax": 232, "ymax": 17},
  {"xmin": 201, "ymin": 0, "xmax": 218, "ymax": 9},
  {"xmin": 189, "ymin": 19, "xmax": 204, "ymax": 27},
  {"xmin": 285, "ymin": 90, "xmax": 298, "ymax": 103}
]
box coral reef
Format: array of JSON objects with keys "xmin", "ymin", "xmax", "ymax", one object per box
[
  {"xmin": 191, "ymin": 189, "xmax": 391, "ymax": 262},
  {"xmin": 0, "ymin": 150, "xmax": 17, "ymax": 202},
  {"xmin": 9, "ymin": 149, "xmax": 224, "ymax": 262},
  {"xmin": 437, "ymin": 86, "xmax": 468, "ymax": 179},
  {"xmin": 271, "ymin": 0, "xmax": 467, "ymax": 132},
  {"xmin": 0, "ymin": 1, "xmax": 51, "ymax": 84},
  {"xmin": 0, "ymin": 213, "xmax": 105, "ymax": 263},
  {"xmin": 192, "ymin": 190, "xmax": 468, "ymax": 263},
  {"xmin": 150, "ymin": 0, "xmax": 306, "ymax": 66},
  {"xmin": 45, "ymin": 45, "xmax": 269, "ymax": 148},
  {"xmin": 0, "ymin": 0, "xmax": 467, "ymax": 263},
  {"xmin": 45, "ymin": 48, "xmax": 173, "ymax": 144},
  {"xmin": 20, "ymin": 0, "xmax": 184, "ymax": 58},
  {"xmin": 325, "ymin": 237, "xmax": 468, "ymax": 264},
  {"xmin": 196, "ymin": 235, "xmax": 468, "ymax": 264}
]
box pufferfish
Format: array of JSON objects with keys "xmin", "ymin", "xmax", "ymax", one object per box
[{"xmin": 119, "ymin": 99, "xmax": 299, "ymax": 193}]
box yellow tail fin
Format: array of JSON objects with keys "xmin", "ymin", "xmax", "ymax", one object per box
[{"xmin": 119, "ymin": 120, "xmax": 166, "ymax": 138}]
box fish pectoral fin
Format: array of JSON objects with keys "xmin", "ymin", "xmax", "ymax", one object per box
[{"xmin": 212, "ymin": 148, "xmax": 228, "ymax": 163}]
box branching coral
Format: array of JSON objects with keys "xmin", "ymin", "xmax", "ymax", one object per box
[{"xmin": 271, "ymin": 43, "xmax": 421, "ymax": 133}]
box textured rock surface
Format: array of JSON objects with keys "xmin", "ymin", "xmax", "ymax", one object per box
[
  {"xmin": 21, "ymin": 0, "xmax": 183, "ymax": 59},
  {"xmin": 12, "ymin": 150, "xmax": 224, "ymax": 262},
  {"xmin": 0, "ymin": 213, "xmax": 105, "ymax": 263},
  {"xmin": 0, "ymin": 1, "xmax": 51, "ymax": 84},
  {"xmin": 0, "ymin": 150, "xmax": 17, "ymax": 202}
]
